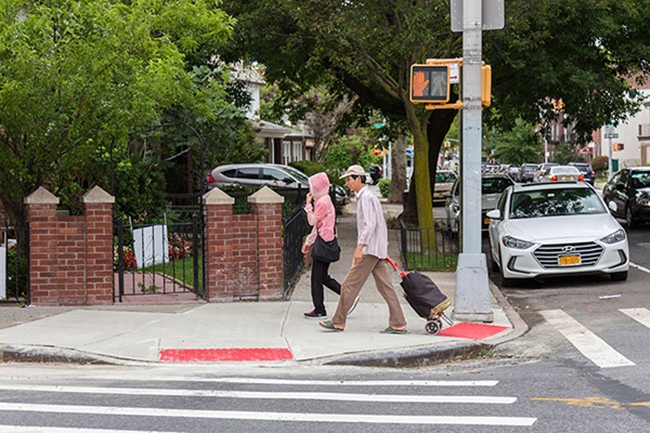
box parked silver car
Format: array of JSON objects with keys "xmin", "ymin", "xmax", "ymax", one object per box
[
  {"xmin": 207, "ymin": 163, "xmax": 347, "ymax": 208},
  {"xmin": 487, "ymin": 182, "xmax": 629, "ymax": 286},
  {"xmin": 445, "ymin": 174, "xmax": 514, "ymax": 232},
  {"xmin": 538, "ymin": 165, "xmax": 583, "ymax": 183}
]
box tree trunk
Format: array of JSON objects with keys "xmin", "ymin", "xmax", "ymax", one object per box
[
  {"xmin": 402, "ymin": 108, "xmax": 459, "ymax": 222},
  {"xmin": 386, "ymin": 135, "xmax": 407, "ymax": 204}
]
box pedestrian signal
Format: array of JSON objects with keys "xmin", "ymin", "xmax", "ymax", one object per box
[{"xmin": 410, "ymin": 65, "xmax": 450, "ymax": 103}]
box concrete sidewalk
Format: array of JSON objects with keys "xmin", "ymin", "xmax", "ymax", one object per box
[{"xmin": 0, "ymin": 186, "xmax": 525, "ymax": 367}]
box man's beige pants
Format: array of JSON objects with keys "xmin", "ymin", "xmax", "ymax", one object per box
[{"xmin": 331, "ymin": 255, "xmax": 406, "ymax": 329}]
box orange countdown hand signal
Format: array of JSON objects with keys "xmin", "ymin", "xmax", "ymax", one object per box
[{"xmin": 412, "ymin": 71, "xmax": 429, "ymax": 97}]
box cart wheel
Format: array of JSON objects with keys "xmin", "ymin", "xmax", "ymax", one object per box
[{"xmin": 425, "ymin": 319, "xmax": 441, "ymax": 335}]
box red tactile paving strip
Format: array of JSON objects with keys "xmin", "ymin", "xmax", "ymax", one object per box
[
  {"xmin": 436, "ymin": 322, "xmax": 510, "ymax": 340},
  {"xmin": 159, "ymin": 348, "xmax": 294, "ymax": 362}
]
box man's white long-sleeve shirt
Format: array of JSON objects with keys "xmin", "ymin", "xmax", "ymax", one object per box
[{"xmin": 355, "ymin": 185, "xmax": 388, "ymax": 259}]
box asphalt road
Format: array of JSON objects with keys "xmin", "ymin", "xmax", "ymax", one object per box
[{"xmin": 1, "ymin": 361, "xmax": 650, "ymax": 432}]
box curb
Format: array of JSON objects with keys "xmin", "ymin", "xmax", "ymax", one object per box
[
  {"xmin": 323, "ymin": 341, "xmax": 492, "ymax": 368},
  {"xmin": 0, "ymin": 344, "xmax": 140, "ymax": 366}
]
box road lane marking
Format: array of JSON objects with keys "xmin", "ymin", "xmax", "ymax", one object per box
[
  {"xmin": 629, "ymin": 262, "xmax": 650, "ymax": 274},
  {"xmin": 532, "ymin": 397, "xmax": 650, "ymax": 410},
  {"xmin": 620, "ymin": 308, "xmax": 650, "ymax": 329},
  {"xmin": 64, "ymin": 377, "xmax": 500, "ymax": 387},
  {"xmin": 0, "ymin": 385, "xmax": 516, "ymax": 404},
  {"xmin": 539, "ymin": 309, "xmax": 635, "ymax": 368},
  {"xmin": 0, "ymin": 427, "xmax": 174, "ymax": 433},
  {"xmin": 0, "ymin": 403, "xmax": 537, "ymax": 426}
]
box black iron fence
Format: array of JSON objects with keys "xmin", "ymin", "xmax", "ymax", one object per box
[
  {"xmin": 399, "ymin": 219, "xmax": 459, "ymax": 271},
  {"xmin": 114, "ymin": 208, "xmax": 205, "ymax": 302},
  {"xmin": 282, "ymin": 205, "xmax": 309, "ymax": 296},
  {"xmin": 0, "ymin": 224, "xmax": 29, "ymax": 304}
]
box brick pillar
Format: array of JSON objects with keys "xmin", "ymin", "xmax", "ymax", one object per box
[
  {"xmin": 249, "ymin": 187, "xmax": 284, "ymax": 301},
  {"xmin": 24, "ymin": 187, "xmax": 59, "ymax": 305},
  {"xmin": 202, "ymin": 188, "xmax": 235, "ymax": 301},
  {"xmin": 83, "ymin": 186, "xmax": 115, "ymax": 305}
]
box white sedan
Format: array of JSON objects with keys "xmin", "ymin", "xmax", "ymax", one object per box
[{"xmin": 487, "ymin": 182, "xmax": 629, "ymax": 286}]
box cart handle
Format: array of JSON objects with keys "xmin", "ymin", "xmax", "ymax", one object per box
[{"xmin": 386, "ymin": 256, "xmax": 408, "ymax": 277}]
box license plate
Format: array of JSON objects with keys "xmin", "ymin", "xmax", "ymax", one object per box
[
  {"xmin": 558, "ymin": 255, "xmax": 581, "ymax": 266},
  {"xmin": 483, "ymin": 217, "xmax": 490, "ymax": 225},
  {"xmin": 561, "ymin": 176, "xmax": 573, "ymax": 181}
]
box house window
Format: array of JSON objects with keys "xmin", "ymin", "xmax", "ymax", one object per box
[
  {"xmin": 283, "ymin": 141, "xmax": 291, "ymax": 165},
  {"xmin": 293, "ymin": 141, "xmax": 302, "ymax": 161}
]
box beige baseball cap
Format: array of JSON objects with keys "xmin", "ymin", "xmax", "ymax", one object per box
[{"xmin": 339, "ymin": 165, "xmax": 366, "ymax": 179}]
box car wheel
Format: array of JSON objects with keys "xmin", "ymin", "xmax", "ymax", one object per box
[
  {"xmin": 611, "ymin": 271, "xmax": 628, "ymax": 281},
  {"xmin": 626, "ymin": 206, "xmax": 638, "ymax": 229}
]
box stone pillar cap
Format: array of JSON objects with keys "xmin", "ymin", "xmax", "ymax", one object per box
[
  {"xmin": 202, "ymin": 187, "xmax": 235, "ymax": 205},
  {"xmin": 24, "ymin": 186, "xmax": 59, "ymax": 205},
  {"xmin": 248, "ymin": 186, "xmax": 285, "ymax": 204},
  {"xmin": 83, "ymin": 186, "xmax": 115, "ymax": 204}
]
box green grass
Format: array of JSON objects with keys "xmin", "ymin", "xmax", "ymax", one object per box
[
  {"xmin": 405, "ymin": 252, "xmax": 458, "ymax": 271},
  {"xmin": 140, "ymin": 255, "xmax": 202, "ymax": 289}
]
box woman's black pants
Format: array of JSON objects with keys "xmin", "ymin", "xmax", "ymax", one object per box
[{"xmin": 311, "ymin": 259, "xmax": 341, "ymax": 314}]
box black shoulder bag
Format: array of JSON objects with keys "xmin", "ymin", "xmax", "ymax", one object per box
[{"xmin": 311, "ymin": 227, "xmax": 340, "ymax": 263}]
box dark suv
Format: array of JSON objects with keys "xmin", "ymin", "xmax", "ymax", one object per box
[
  {"xmin": 602, "ymin": 167, "xmax": 650, "ymax": 228},
  {"xmin": 568, "ymin": 162, "xmax": 595, "ymax": 185}
]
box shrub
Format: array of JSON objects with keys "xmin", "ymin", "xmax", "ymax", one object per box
[
  {"xmin": 113, "ymin": 246, "xmax": 137, "ymax": 271},
  {"xmin": 6, "ymin": 245, "xmax": 28, "ymax": 300},
  {"xmin": 169, "ymin": 234, "xmax": 192, "ymax": 261},
  {"xmin": 592, "ymin": 156, "xmax": 609, "ymax": 173},
  {"xmin": 378, "ymin": 178, "xmax": 391, "ymax": 197},
  {"xmin": 289, "ymin": 160, "xmax": 345, "ymax": 187}
]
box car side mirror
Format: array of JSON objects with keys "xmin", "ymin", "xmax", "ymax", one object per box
[
  {"xmin": 616, "ymin": 183, "xmax": 625, "ymax": 191},
  {"xmin": 486, "ymin": 209, "xmax": 502, "ymax": 220},
  {"xmin": 608, "ymin": 201, "xmax": 617, "ymax": 212},
  {"xmin": 283, "ymin": 177, "xmax": 295, "ymax": 184}
]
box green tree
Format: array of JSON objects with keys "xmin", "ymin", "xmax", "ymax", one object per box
[
  {"xmin": 552, "ymin": 143, "xmax": 584, "ymax": 165},
  {"xmin": 221, "ymin": 0, "xmax": 650, "ymax": 231},
  {"xmin": 485, "ymin": 119, "xmax": 544, "ymax": 165},
  {"xmin": 0, "ymin": 0, "xmax": 233, "ymax": 243}
]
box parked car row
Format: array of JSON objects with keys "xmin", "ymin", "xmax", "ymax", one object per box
[{"xmin": 511, "ymin": 161, "xmax": 595, "ymax": 185}]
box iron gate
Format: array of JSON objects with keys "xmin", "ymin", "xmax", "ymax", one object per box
[
  {"xmin": 0, "ymin": 224, "xmax": 29, "ymax": 304},
  {"xmin": 113, "ymin": 208, "xmax": 205, "ymax": 302}
]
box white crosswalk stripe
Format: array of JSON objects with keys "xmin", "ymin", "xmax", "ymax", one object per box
[
  {"xmin": 0, "ymin": 378, "xmax": 537, "ymax": 429},
  {"xmin": 540, "ymin": 309, "xmax": 636, "ymax": 368},
  {"xmin": 620, "ymin": 308, "xmax": 650, "ymax": 328},
  {"xmin": 0, "ymin": 402, "xmax": 537, "ymax": 427}
]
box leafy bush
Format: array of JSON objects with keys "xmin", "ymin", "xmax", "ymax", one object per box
[
  {"xmin": 6, "ymin": 245, "xmax": 28, "ymax": 300},
  {"xmin": 322, "ymin": 135, "xmax": 381, "ymax": 176},
  {"xmin": 592, "ymin": 155, "xmax": 609, "ymax": 173},
  {"xmin": 169, "ymin": 234, "xmax": 193, "ymax": 261},
  {"xmin": 378, "ymin": 178, "xmax": 391, "ymax": 197},
  {"xmin": 289, "ymin": 160, "xmax": 344, "ymax": 187},
  {"xmin": 113, "ymin": 246, "xmax": 137, "ymax": 271}
]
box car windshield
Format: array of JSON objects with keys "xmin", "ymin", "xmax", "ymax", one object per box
[
  {"xmin": 510, "ymin": 188, "xmax": 606, "ymax": 219},
  {"xmin": 283, "ymin": 166, "xmax": 310, "ymax": 182},
  {"xmin": 631, "ymin": 172, "xmax": 650, "ymax": 188},
  {"xmin": 436, "ymin": 172, "xmax": 456, "ymax": 183},
  {"xmin": 482, "ymin": 177, "xmax": 513, "ymax": 194}
]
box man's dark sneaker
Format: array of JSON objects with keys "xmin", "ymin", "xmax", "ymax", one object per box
[{"xmin": 304, "ymin": 310, "xmax": 327, "ymax": 319}]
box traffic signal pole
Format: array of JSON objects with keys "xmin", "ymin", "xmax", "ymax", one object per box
[{"xmin": 454, "ymin": 0, "xmax": 493, "ymax": 322}]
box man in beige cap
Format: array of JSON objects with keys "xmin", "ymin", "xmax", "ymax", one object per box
[{"xmin": 319, "ymin": 165, "xmax": 407, "ymax": 334}]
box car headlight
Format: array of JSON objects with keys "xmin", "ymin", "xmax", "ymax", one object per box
[
  {"xmin": 600, "ymin": 229, "xmax": 626, "ymax": 244},
  {"xmin": 636, "ymin": 192, "xmax": 650, "ymax": 206},
  {"xmin": 502, "ymin": 236, "xmax": 534, "ymax": 249}
]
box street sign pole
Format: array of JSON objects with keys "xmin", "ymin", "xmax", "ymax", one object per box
[
  {"xmin": 454, "ymin": 0, "xmax": 493, "ymax": 322},
  {"xmin": 606, "ymin": 126, "xmax": 614, "ymax": 180}
]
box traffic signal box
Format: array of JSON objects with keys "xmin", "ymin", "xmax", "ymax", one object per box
[{"xmin": 410, "ymin": 58, "xmax": 492, "ymax": 110}]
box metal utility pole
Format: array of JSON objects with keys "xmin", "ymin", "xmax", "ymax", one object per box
[{"xmin": 451, "ymin": 0, "xmax": 503, "ymax": 322}]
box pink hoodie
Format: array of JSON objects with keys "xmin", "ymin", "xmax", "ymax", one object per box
[{"xmin": 304, "ymin": 172, "xmax": 336, "ymax": 246}]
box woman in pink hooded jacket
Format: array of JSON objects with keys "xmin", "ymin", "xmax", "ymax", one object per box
[{"xmin": 301, "ymin": 172, "xmax": 343, "ymax": 319}]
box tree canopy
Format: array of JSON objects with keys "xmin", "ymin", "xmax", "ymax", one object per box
[
  {"xmin": 222, "ymin": 0, "xmax": 650, "ymax": 225},
  {"xmin": 0, "ymin": 0, "xmax": 234, "ymax": 231}
]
